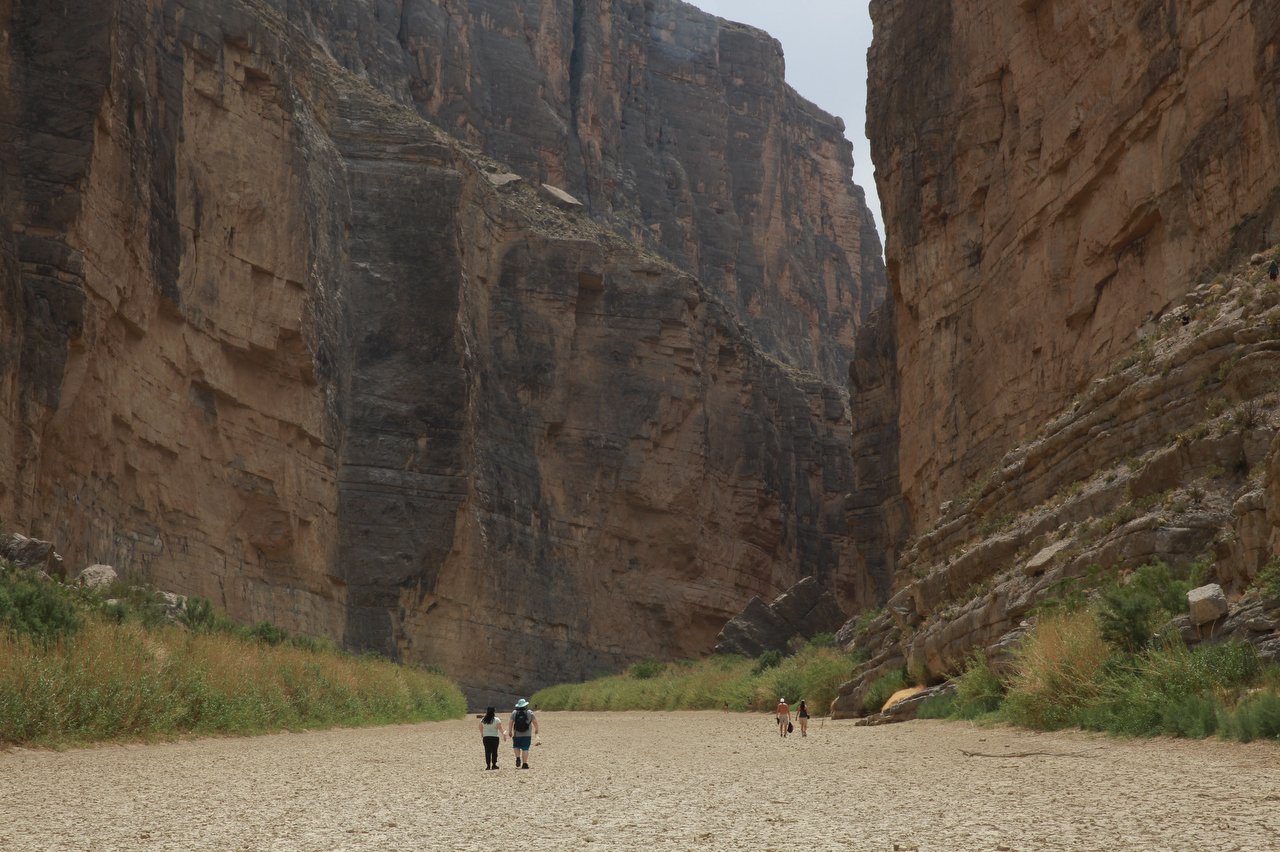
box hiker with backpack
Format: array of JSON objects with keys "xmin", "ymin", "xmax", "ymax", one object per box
[
  {"xmin": 510, "ymin": 698, "xmax": 539, "ymax": 769},
  {"xmin": 478, "ymin": 707, "xmax": 507, "ymax": 770}
]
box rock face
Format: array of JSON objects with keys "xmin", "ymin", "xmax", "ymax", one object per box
[
  {"xmin": 868, "ymin": 0, "xmax": 1280, "ymax": 528},
  {"xmin": 321, "ymin": 0, "xmax": 884, "ymax": 385},
  {"xmin": 0, "ymin": 0, "xmax": 880, "ymax": 704},
  {"xmin": 833, "ymin": 261, "xmax": 1280, "ymax": 718},
  {"xmin": 714, "ymin": 577, "xmax": 847, "ymax": 658}
]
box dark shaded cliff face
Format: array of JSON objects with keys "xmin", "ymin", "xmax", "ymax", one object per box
[
  {"xmin": 868, "ymin": 0, "xmax": 1280, "ymax": 531},
  {"xmin": 279, "ymin": 0, "xmax": 885, "ymax": 386},
  {"xmin": 0, "ymin": 0, "xmax": 878, "ymax": 703}
]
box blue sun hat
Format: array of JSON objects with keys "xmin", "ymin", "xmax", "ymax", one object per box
[{"xmin": 515, "ymin": 698, "xmax": 529, "ymax": 708}]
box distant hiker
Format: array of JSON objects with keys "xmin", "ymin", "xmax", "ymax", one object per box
[
  {"xmin": 1270, "ymin": 260, "xmax": 1278, "ymax": 281},
  {"xmin": 479, "ymin": 706, "xmax": 506, "ymax": 770},
  {"xmin": 775, "ymin": 697, "xmax": 791, "ymax": 738},
  {"xmin": 796, "ymin": 699, "xmax": 810, "ymax": 737},
  {"xmin": 510, "ymin": 698, "xmax": 539, "ymax": 769}
]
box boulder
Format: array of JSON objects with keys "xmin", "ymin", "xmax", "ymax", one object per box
[
  {"xmin": 539, "ymin": 183, "xmax": 583, "ymax": 209},
  {"xmin": 1023, "ymin": 539, "xmax": 1072, "ymax": 577},
  {"xmin": 714, "ymin": 577, "xmax": 848, "ymax": 657},
  {"xmin": 1187, "ymin": 583, "xmax": 1229, "ymax": 626},
  {"xmin": 714, "ymin": 597, "xmax": 789, "ymax": 658},
  {"xmin": 484, "ymin": 171, "xmax": 522, "ymax": 188},
  {"xmin": 75, "ymin": 564, "xmax": 118, "ymax": 591},
  {"xmin": 157, "ymin": 591, "xmax": 187, "ymax": 620},
  {"xmin": 854, "ymin": 682, "xmax": 957, "ymax": 726},
  {"xmin": 0, "ymin": 533, "xmax": 64, "ymax": 577}
]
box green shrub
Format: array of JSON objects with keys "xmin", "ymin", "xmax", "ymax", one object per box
[
  {"xmin": 1032, "ymin": 577, "xmax": 1088, "ymax": 617},
  {"xmin": 850, "ymin": 608, "xmax": 882, "ymax": 640},
  {"xmin": 1097, "ymin": 560, "xmax": 1198, "ymax": 653},
  {"xmin": 532, "ymin": 646, "xmax": 860, "ymax": 714},
  {"xmin": 916, "ymin": 692, "xmax": 958, "ymax": 719},
  {"xmin": 0, "ymin": 568, "xmax": 82, "ymax": 645},
  {"xmin": 179, "ymin": 596, "xmax": 219, "ymax": 633},
  {"xmin": 1160, "ymin": 692, "xmax": 1219, "ymax": 738},
  {"xmin": 752, "ymin": 649, "xmax": 783, "ymax": 674},
  {"xmin": 629, "ymin": 658, "xmax": 666, "ymax": 680},
  {"xmin": 807, "ymin": 632, "xmax": 836, "ymax": 648},
  {"xmin": 242, "ymin": 621, "xmax": 290, "ymax": 646},
  {"xmin": 952, "ymin": 655, "xmax": 1005, "ymax": 719},
  {"xmin": 1255, "ymin": 556, "xmax": 1280, "ymax": 603},
  {"xmin": 1219, "ymin": 691, "xmax": 1280, "ymax": 742},
  {"xmin": 862, "ymin": 669, "xmax": 907, "ymax": 714},
  {"xmin": 1024, "ymin": 640, "xmax": 1261, "ymax": 738}
]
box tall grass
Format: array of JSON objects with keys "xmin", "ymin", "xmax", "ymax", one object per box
[
  {"xmin": 533, "ymin": 644, "xmax": 859, "ymax": 714},
  {"xmin": 0, "ymin": 567, "xmax": 465, "ymax": 746},
  {"xmin": 926, "ymin": 605, "xmax": 1280, "ymax": 742},
  {"xmin": 918, "ymin": 559, "xmax": 1280, "ymax": 741},
  {"xmin": 1003, "ymin": 609, "xmax": 1111, "ymax": 729},
  {"xmin": 0, "ymin": 619, "xmax": 465, "ymax": 747}
]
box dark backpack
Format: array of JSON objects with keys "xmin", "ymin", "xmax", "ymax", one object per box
[{"xmin": 512, "ymin": 707, "xmax": 531, "ymax": 733}]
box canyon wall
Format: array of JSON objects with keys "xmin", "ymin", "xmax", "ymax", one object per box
[
  {"xmin": 278, "ymin": 0, "xmax": 883, "ymax": 385},
  {"xmin": 0, "ymin": 0, "xmax": 880, "ymax": 703},
  {"xmin": 868, "ymin": 0, "xmax": 1280, "ymax": 529},
  {"xmin": 831, "ymin": 0, "xmax": 1280, "ymax": 716}
]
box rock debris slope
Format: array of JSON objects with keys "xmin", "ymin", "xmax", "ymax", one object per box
[{"xmin": 0, "ymin": 0, "xmax": 883, "ymax": 703}]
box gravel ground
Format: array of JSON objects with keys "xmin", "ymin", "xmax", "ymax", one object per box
[{"xmin": 3, "ymin": 712, "xmax": 1279, "ymax": 851}]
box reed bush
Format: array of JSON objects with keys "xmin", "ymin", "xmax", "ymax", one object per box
[
  {"xmin": 1218, "ymin": 691, "xmax": 1280, "ymax": 742},
  {"xmin": 0, "ymin": 567, "xmax": 82, "ymax": 645},
  {"xmin": 532, "ymin": 645, "xmax": 859, "ymax": 714},
  {"xmin": 0, "ymin": 606, "xmax": 464, "ymax": 747},
  {"xmin": 950, "ymin": 654, "xmax": 1005, "ymax": 719},
  {"xmin": 1002, "ymin": 610, "xmax": 1110, "ymax": 730}
]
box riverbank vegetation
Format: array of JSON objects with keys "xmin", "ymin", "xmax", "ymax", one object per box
[
  {"xmin": 0, "ymin": 566, "xmax": 465, "ymax": 748},
  {"xmin": 532, "ymin": 637, "xmax": 859, "ymax": 713},
  {"xmin": 918, "ymin": 560, "xmax": 1280, "ymax": 742}
]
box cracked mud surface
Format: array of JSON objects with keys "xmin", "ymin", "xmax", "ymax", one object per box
[{"xmin": 3, "ymin": 713, "xmax": 1278, "ymax": 850}]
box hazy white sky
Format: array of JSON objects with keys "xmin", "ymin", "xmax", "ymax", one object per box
[{"xmin": 690, "ymin": 0, "xmax": 882, "ymax": 241}]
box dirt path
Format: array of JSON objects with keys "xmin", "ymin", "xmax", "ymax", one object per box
[{"xmin": 3, "ymin": 713, "xmax": 1278, "ymax": 850}]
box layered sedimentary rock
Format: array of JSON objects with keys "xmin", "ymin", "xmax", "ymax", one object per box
[
  {"xmin": 868, "ymin": 0, "xmax": 1280, "ymax": 528},
  {"xmin": 0, "ymin": 0, "xmax": 878, "ymax": 703},
  {"xmin": 283, "ymin": 0, "xmax": 883, "ymax": 384},
  {"xmin": 833, "ymin": 260, "xmax": 1280, "ymax": 717},
  {"xmin": 713, "ymin": 576, "xmax": 847, "ymax": 658}
]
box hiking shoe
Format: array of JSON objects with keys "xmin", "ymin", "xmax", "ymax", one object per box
[
  {"xmin": 515, "ymin": 758, "xmax": 521, "ymax": 768},
  {"xmin": 522, "ymin": 763, "xmax": 530, "ymax": 769}
]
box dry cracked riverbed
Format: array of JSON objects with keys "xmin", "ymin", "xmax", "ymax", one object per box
[{"xmin": 3, "ymin": 712, "xmax": 1279, "ymax": 850}]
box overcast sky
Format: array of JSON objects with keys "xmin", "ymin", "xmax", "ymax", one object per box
[{"xmin": 689, "ymin": 0, "xmax": 882, "ymax": 242}]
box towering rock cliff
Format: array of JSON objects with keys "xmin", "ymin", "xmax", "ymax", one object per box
[
  {"xmin": 869, "ymin": 0, "xmax": 1280, "ymax": 528},
  {"xmin": 833, "ymin": 0, "xmax": 1280, "ymax": 716},
  {"xmin": 285, "ymin": 0, "xmax": 882, "ymax": 385},
  {"xmin": 0, "ymin": 0, "xmax": 882, "ymax": 703}
]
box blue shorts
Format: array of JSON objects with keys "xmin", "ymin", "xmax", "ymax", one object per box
[{"xmin": 512, "ymin": 736, "xmax": 532, "ymax": 750}]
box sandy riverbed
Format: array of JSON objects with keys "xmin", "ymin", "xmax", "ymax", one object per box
[{"xmin": 3, "ymin": 712, "xmax": 1278, "ymax": 850}]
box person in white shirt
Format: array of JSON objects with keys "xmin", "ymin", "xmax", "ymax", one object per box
[{"xmin": 478, "ymin": 707, "xmax": 507, "ymax": 770}]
